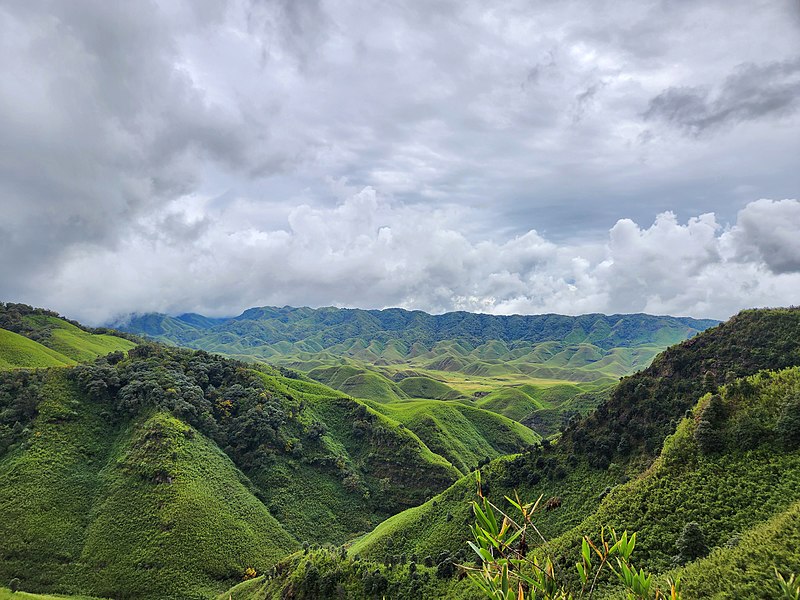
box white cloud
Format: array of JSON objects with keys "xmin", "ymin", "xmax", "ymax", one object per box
[{"xmin": 32, "ymin": 191, "xmax": 800, "ymax": 324}]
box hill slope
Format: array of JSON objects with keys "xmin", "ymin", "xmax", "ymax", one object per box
[
  {"xmin": 348, "ymin": 308, "xmax": 800, "ymax": 563},
  {"xmin": 0, "ymin": 303, "xmax": 136, "ymax": 368},
  {"xmin": 0, "ymin": 329, "xmax": 76, "ymax": 368},
  {"xmin": 0, "ymin": 342, "xmax": 462, "ymax": 599}
]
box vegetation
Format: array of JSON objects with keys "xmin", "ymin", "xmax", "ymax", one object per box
[
  {"xmin": 347, "ymin": 309, "xmax": 800, "ymax": 580},
  {"xmin": 3, "ymin": 304, "xmax": 800, "ymax": 599},
  {"xmin": 118, "ymin": 306, "xmax": 717, "ymax": 428},
  {"xmin": 0, "ymin": 303, "xmax": 136, "ymax": 369},
  {"xmin": 0, "ymin": 340, "xmax": 471, "ymax": 599}
]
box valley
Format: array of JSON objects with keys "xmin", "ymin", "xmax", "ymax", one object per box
[{"xmin": 1, "ymin": 302, "xmax": 799, "ymax": 599}]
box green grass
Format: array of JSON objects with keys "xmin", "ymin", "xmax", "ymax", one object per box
[
  {"xmin": 0, "ymin": 590, "xmax": 106, "ymax": 600},
  {"xmin": 396, "ymin": 376, "xmax": 464, "ymax": 400},
  {"xmin": 1, "ymin": 315, "xmax": 135, "ymax": 370},
  {"xmin": 43, "ymin": 322, "xmax": 136, "ymax": 362},
  {"xmin": 0, "ymin": 329, "xmax": 75, "ymax": 368},
  {"xmin": 476, "ymin": 387, "xmax": 543, "ymax": 421},
  {"xmin": 364, "ymin": 399, "xmax": 540, "ymax": 473},
  {"xmin": 306, "ymin": 365, "xmax": 409, "ymax": 402},
  {"xmin": 0, "ymin": 370, "xmax": 299, "ymax": 599}
]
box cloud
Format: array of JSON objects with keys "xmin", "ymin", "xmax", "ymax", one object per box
[
  {"xmin": 1, "ymin": 1, "xmax": 799, "ymax": 323},
  {"xmin": 23, "ymin": 191, "xmax": 800, "ymax": 325},
  {"xmin": 727, "ymin": 199, "xmax": 800, "ymax": 274},
  {"xmin": 644, "ymin": 58, "xmax": 800, "ymax": 135}
]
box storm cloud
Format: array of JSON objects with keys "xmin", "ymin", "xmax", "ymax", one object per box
[{"xmin": 1, "ymin": 0, "xmax": 798, "ymax": 323}]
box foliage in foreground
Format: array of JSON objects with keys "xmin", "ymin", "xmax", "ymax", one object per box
[{"xmin": 466, "ymin": 476, "xmax": 679, "ymax": 600}]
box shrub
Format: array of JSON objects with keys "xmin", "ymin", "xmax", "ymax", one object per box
[{"xmin": 674, "ymin": 521, "xmax": 709, "ymax": 564}]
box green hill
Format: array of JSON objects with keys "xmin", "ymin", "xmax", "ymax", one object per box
[
  {"xmin": 306, "ymin": 364, "xmax": 409, "ymax": 402},
  {"xmin": 0, "ymin": 303, "xmax": 136, "ymax": 368},
  {"xmin": 364, "ymin": 399, "xmax": 540, "ymax": 474},
  {"xmin": 476, "ymin": 386, "xmax": 543, "ymax": 421},
  {"xmin": 396, "ymin": 376, "xmax": 464, "ymax": 400},
  {"xmin": 539, "ymin": 365, "xmax": 800, "ymax": 592},
  {"xmin": 0, "ymin": 343, "xmax": 461, "ymax": 599},
  {"xmin": 0, "ymin": 329, "xmax": 75, "ymax": 368},
  {"xmin": 347, "ymin": 308, "xmax": 800, "ymax": 564}
]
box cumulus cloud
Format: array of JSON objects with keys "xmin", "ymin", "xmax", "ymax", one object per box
[
  {"xmin": 1, "ymin": 1, "xmax": 799, "ymax": 323},
  {"xmin": 25, "ymin": 191, "xmax": 800, "ymax": 324}
]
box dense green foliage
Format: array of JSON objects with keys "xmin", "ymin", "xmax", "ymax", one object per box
[
  {"xmin": 561, "ymin": 307, "xmax": 800, "ymax": 467},
  {"xmin": 217, "ymin": 547, "xmax": 480, "ymax": 600},
  {"xmin": 542, "ymin": 367, "xmax": 800, "ymax": 589},
  {"xmin": 0, "ymin": 343, "xmax": 471, "ymax": 599},
  {"xmin": 346, "ymin": 308, "xmax": 800, "ymax": 571}
]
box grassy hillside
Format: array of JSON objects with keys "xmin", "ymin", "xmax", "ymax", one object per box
[
  {"xmin": 476, "ymin": 387, "xmax": 544, "ymax": 422},
  {"xmin": 364, "ymin": 399, "xmax": 540, "ymax": 473},
  {"xmin": 307, "ymin": 364, "xmax": 409, "ymax": 402},
  {"xmin": 0, "ymin": 303, "xmax": 136, "ymax": 368},
  {"xmin": 396, "ymin": 375, "xmax": 464, "ymax": 400},
  {"xmin": 0, "ymin": 343, "xmax": 464, "ymax": 599},
  {"xmin": 0, "ymin": 329, "xmax": 75, "ymax": 368},
  {"xmin": 346, "ymin": 308, "xmax": 800, "ymax": 564}
]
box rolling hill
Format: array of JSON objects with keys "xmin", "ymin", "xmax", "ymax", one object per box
[
  {"xmin": 0, "ymin": 339, "xmax": 475, "ymax": 599},
  {"xmin": 116, "ymin": 306, "xmax": 717, "ymax": 430},
  {"xmin": 0, "ymin": 303, "xmax": 136, "ymax": 368},
  {"xmin": 115, "ymin": 308, "xmax": 717, "ymax": 389}
]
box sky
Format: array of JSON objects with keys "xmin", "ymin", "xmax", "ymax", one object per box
[{"xmin": 1, "ymin": 0, "xmax": 799, "ymax": 325}]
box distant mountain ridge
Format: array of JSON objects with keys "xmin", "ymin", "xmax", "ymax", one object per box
[{"xmin": 117, "ymin": 305, "xmax": 718, "ymax": 355}]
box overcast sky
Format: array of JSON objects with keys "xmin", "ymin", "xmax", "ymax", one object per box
[{"xmin": 1, "ymin": 0, "xmax": 799, "ymax": 325}]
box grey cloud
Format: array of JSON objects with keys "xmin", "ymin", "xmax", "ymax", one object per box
[
  {"xmin": 728, "ymin": 199, "xmax": 800, "ymax": 274},
  {"xmin": 644, "ymin": 58, "xmax": 800, "ymax": 134},
  {"xmin": 2, "ymin": 1, "xmax": 800, "ymax": 320}
]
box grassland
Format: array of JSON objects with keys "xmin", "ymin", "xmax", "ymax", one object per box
[
  {"xmin": 363, "ymin": 398, "xmax": 540, "ymax": 473},
  {"xmin": 0, "ymin": 308, "xmax": 135, "ymax": 370},
  {"xmin": 0, "ymin": 329, "xmax": 75, "ymax": 368}
]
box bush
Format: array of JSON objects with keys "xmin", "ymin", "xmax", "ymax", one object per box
[{"xmin": 674, "ymin": 521, "xmax": 709, "ymax": 564}]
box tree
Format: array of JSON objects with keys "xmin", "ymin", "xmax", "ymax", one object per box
[{"xmin": 674, "ymin": 521, "xmax": 708, "ymax": 564}]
